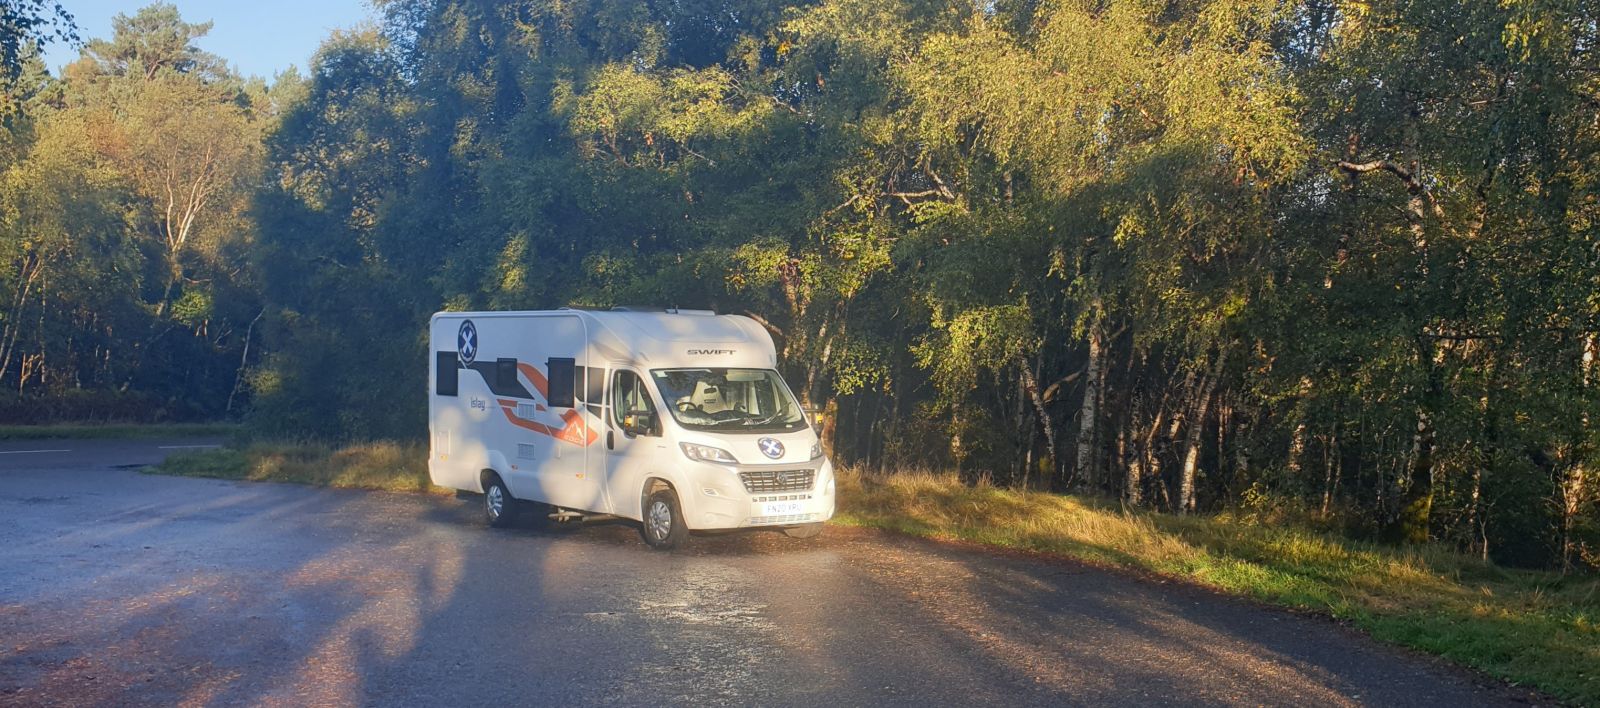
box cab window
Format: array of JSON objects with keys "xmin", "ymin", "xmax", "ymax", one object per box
[{"xmin": 611, "ymin": 370, "xmax": 660, "ymax": 436}]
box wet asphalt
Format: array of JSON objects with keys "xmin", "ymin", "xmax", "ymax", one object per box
[{"xmin": 0, "ymin": 438, "xmax": 1543, "ymax": 707}]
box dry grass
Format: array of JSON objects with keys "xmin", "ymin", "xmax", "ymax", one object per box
[
  {"xmin": 835, "ymin": 467, "xmax": 1600, "ymax": 705},
  {"xmin": 152, "ymin": 440, "xmax": 440, "ymax": 494}
]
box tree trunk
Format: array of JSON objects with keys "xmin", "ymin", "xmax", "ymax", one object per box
[
  {"xmin": 1130, "ymin": 363, "xmax": 1174, "ymax": 509},
  {"xmin": 1074, "ymin": 309, "xmax": 1105, "ymax": 489},
  {"xmin": 0, "ymin": 251, "xmax": 43, "ymax": 384},
  {"xmin": 1390, "ymin": 337, "xmax": 1442, "ymax": 544},
  {"xmin": 1142, "ymin": 408, "xmax": 1170, "ymax": 509},
  {"xmin": 1561, "ymin": 334, "xmax": 1597, "ymax": 571},
  {"xmin": 1018, "ymin": 358, "xmax": 1057, "ymax": 483},
  {"xmin": 1393, "ymin": 410, "xmax": 1436, "ymax": 544},
  {"xmin": 226, "ymin": 308, "xmax": 266, "ymax": 413},
  {"xmin": 1287, "ymin": 377, "xmax": 1312, "ymax": 478},
  {"xmin": 1320, "ymin": 425, "xmax": 1342, "ymax": 517},
  {"xmin": 1179, "ymin": 351, "xmax": 1225, "ymax": 514},
  {"xmin": 1116, "ymin": 425, "xmax": 1131, "ymax": 505},
  {"xmin": 154, "ymin": 252, "xmax": 182, "ymax": 319}
]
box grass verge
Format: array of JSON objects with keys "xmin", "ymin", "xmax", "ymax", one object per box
[
  {"xmin": 0, "ymin": 422, "xmax": 240, "ymax": 440},
  {"xmin": 150, "ymin": 442, "xmax": 1596, "ymax": 702},
  {"xmin": 151, "ymin": 440, "xmax": 439, "ymax": 494},
  {"xmin": 835, "ymin": 469, "xmax": 1598, "ymax": 705}
]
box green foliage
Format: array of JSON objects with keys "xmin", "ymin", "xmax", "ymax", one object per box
[
  {"xmin": 0, "ymin": 1, "xmax": 76, "ymax": 81},
  {"xmin": 0, "ymin": 3, "xmax": 271, "ymax": 423},
  {"xmin": 7, "ymin": 0, "xmax": 1600, "ymax": 577},
  {"xmin": 231, "ymin": 0, "xmax": 1600, "ymax": 573}
]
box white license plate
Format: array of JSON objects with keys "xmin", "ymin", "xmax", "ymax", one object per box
[{"xmin": 758, "ymin": 501, "xmax": 804, "ymax": 516}]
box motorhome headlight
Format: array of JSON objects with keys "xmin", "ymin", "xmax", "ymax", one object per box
[
  {"xmin": 810, "ymin": 442, "xmax": 823, "ymax": 460},
  {"xmin": 681, "ymin": 442, "xmax": 738, "ymax": 464}
]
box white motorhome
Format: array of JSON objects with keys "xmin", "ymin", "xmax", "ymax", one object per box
[{"xmin": 427, "ymin": 308, "xmax": 834, "ymax": 549}]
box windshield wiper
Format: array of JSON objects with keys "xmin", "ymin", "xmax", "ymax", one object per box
[{"xmin": 741, "ymin": 411, "xmax": 789, "ymax": 427}]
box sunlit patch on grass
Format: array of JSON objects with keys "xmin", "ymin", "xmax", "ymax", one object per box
[{"xmin": 150, "ymin": 440, "xmax": 439, "ymax": 494}]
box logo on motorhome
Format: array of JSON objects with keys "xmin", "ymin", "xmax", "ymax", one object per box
[
  {"xmin": 758, "ymin": 437, "xmax": 784, "ymax": 459},
  {"xmin": 687, "ymin": 348, "xmax": 737, "ymax": 356},
  {"xmin": 457, "ymin": 320, "xmax": 478, "ymax": 365}
]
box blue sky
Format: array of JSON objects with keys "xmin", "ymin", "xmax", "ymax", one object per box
[{"xmin": 45, "ymin": 0, "xmax": 376, "ymax": 79}]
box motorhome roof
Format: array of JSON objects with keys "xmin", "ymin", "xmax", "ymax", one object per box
[
  {"xmin": 575, "ymin": 309, "xmax": 755, "ymax": 345},
  {"xmin": 604, "ymin": 306, "xmax": 716, "ymax": 316},
  {"xmin": 431, "ymin": 309, "xmax": 776, "ymax": 366}
]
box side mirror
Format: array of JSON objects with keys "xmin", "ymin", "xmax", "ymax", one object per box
[
  {"xmin": 623, "ymin": 411, "xmax": 656, "ymax": 437},
  {"xmin": 802, "ymin": 405, "xmax": 824, "ymax": 431}
]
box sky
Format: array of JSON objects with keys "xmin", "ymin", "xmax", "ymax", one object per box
[{"xmin": 44, "ymin": 0, "xmax": 377, "ymax": 79}]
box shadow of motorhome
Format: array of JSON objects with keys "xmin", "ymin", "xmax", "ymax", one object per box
[{"xmin": 443, "ymin": 492, "xmax": 828, "ymax": 556}]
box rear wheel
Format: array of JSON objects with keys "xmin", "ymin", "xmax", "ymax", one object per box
[
  {"xmin": 483, "ymin": 475, "xmax": 518, "ymax": 528},
  {"xmin": 783, "ymin": 522, "xmax": 823, "ymax": 539},
  {"xmin": 640, "ymin": 488, "xmax": 688, "ymax": 550}
]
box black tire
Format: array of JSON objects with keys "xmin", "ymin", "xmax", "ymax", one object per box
[
  {"xmin": 783, "ymin": 522, "xmax": 824, "ymax": 539},
  {"xmin": 640, "ymin": 488, "xmax": 688, "ymax": 550},
  {"xmin": 483, "ymin": 474, "xmax": 518, "ymax": 528}
]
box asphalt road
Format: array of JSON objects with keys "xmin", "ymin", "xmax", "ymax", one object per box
[{"xmin": 0, "ymin": 439, "xmax": 1540, "ymax": 707}]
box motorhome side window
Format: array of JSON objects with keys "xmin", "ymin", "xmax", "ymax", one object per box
[
  {"xmin": 495, "ymin": 358, "xmax": 517, "ymax": 390},
  {"xmin": 435, "ymin": 352, "xmax": 458, "ymax": 396},
  {"xmin": 547, "ymin": 357, "xmax": 576, "ymax": 408},
  {"xmin": 612, "ymin": 371, "xmax": 658, "ymax": 435}
]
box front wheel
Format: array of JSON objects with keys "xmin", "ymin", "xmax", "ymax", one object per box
[
  {"xmin": 783, "ymin": 522, "xmax": 823, "ymax": 539},
  {"xmin": 640, "ymin": 488, "xmax": 688, "ymax": 550}
]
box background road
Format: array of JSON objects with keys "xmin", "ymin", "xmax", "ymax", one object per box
[{"xmin": 0, "ymin": 439, "xmax": 1539, "ymax": 706}]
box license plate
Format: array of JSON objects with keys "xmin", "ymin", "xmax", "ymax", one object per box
[{"xmin": 758, "ymin": 501, "xmax": 804, "ymax": 516}]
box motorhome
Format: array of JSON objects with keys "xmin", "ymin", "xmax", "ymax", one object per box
[{"xmin": 427, "ymin": 308, "xmax": 834, "ymax": 549}]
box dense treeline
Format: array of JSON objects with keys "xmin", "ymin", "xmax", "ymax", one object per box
[
  {"xmin": 0, "ymin": 5, "xmax": 274, "ymax": 422},
  {"xmin": 3, "ymin": 0, "xmax": 1598, "ymax": 569}
]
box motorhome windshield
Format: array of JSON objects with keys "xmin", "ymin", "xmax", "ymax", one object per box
[{"xmin": 651, "ymin": 368, "xmax": 808, "ymax": 433}]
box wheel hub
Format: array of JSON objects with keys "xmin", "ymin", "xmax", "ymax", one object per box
[
  {"xmin": 647, "ymin": 500, "xmax": 672, "ymax": 540},
  {"xmin": 487, "ymin": 485, "xmax": 504, "ymax": 518}
]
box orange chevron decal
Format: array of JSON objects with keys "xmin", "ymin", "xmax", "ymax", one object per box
[
  {"xmin": 517, "ymin": 362, "xmax": 548, "ymax": 398},
  {"xmin": 555, "ymin": 409, "xmax": 598, "ymax": 446},
  {"xmin": 497, "ymin": 398, "xmax": 598, "ymax": 447}
]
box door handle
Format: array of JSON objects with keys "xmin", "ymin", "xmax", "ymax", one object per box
[{"xmin": 607, "ymin": 431, "xmax": 614, "ymax": 450}]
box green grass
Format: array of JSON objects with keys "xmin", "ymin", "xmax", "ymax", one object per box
[
  {"xmin": 150, "ymin": 441, "xmax": 1598, "ymax": 703},
  {"xmin": 835, "ymin": 468, "xmax": 1599, "ymax": 705},
  {"xmin": 151, "ymin": 440, "xmax": 441, "ymax": 494},
  {"xmin": 0, "ymin": 422, "xmax": 240, "ymax": 440}
]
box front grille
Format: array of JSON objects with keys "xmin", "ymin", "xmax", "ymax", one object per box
[{"xmin": 739, "ymin": 468, "xmax": 814, "ymax": 494}]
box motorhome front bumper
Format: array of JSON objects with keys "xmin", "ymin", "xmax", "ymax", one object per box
[{"xmin": 682, "ymin": 458, "xmax": 836, "ymax": 530}]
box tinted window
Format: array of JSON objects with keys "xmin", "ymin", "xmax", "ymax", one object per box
[
  {"xmin": 435, "ymin": 352, "xmax": 458, "ymax": 396},
  {"xmin": 582, "ymin": 366, "xmax": 606, "ymax": 403},
  {"xmin": 496, "ymin": 358, "xmax": 517, "ymax": 390},
  {"xmin": 547, "ymin": 357, "xmax": 576, "ymax": 408}
]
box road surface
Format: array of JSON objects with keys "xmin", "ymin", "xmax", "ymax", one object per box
[{"xmin": 0, "ymin": 438, "xmax": 1538, "ymax": 706}]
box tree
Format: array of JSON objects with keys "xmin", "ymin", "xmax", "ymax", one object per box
[{"xmin": 0, "ymin": 0, "xmax": 75, "ymax": 79}]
